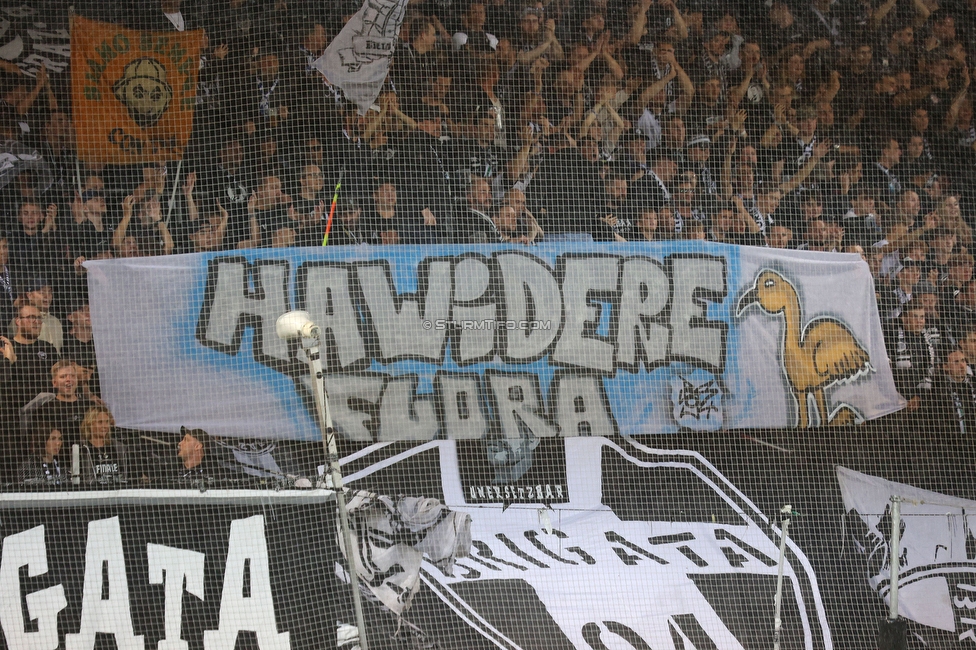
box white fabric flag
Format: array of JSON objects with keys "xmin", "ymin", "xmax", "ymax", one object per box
[
  {"xmin": 837, "ymin": 466, "xmax": 976, "ymax": 636},
  {"xmin": 311, "ymin": 0, "xmax": 409, "ymax": 114},
  {"xmin": 338, "ymin": 491, "xmax": 471, "ymax": 617}
]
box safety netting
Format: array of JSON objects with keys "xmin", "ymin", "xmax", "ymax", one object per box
[{"xmin": 2, "ymin": 0, "xmax": 976, "ymax": 648}]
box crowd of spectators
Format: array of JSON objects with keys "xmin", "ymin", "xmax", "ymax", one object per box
[{"xmin": 3, "ymin": 0, "xmax": 976, "ymax": 484}]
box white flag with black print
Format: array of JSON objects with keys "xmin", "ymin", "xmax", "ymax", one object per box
[
  {"xmin": 838, "ymin": 466, "xmax": 976, "ymax": 641},
  {"xmin": 311, "ymin": 0, "xmax": 409, "ymax": 114}
]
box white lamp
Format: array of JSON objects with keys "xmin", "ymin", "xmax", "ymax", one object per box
[
  {"xmin": 275, "ymin": 311, "xmax": 369, "ymax": 650},
  {"xmin": 274, "ymin": 310, "xmax": 319, "ymax": 341}
]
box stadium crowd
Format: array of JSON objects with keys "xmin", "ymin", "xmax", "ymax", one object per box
[{"xmin": 2, "ymin": 0, "xmax": 976, "ymax": 484}]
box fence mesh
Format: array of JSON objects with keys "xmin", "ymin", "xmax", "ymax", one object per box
[{"xmin": 1, "ymin": 0, "xmax": 975, "ymax": 648}]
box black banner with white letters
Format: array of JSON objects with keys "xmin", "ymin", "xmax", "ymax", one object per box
[
  {"xmin": 3, "ymin": 421, "xmax": 976, "ymax": 650},
  {"xmin": 0, "ymin": 491, "xmax": 344, "ymax": 650}
]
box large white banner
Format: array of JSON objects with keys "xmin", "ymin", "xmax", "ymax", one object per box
[
  {"xmin": 85, "ymin": 242, "xmax": 903, "ymax": 440},
  {"xmin": 838, "ymin": 467, "xmax": 976, "ymax": 640}
]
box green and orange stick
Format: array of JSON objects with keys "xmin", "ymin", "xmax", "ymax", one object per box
[{"xmin": 321, "ymin": 174, "xmax": 342, "ymax": 246}]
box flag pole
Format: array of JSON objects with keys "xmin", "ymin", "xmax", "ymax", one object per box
[
  {"xmin": 164, "ymin": 159, "xmax": 183, "ymax": 227},
  {"xmin": 773, "ymin": 505, "xmax": 793, "ymax": 650},
  {"xmin": 878, "ymin": 495, "xmax": 907, "ymax": 650},
  {"xmin": 322, "ymin": 171, "xmax": 342, "ymax": 246},
  {"xmin": 275, "ymin": 312, "xmax": 369, "ymax": 650}
]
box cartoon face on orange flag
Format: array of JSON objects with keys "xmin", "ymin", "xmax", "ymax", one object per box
[{"xmin": 71, "ymin": 16, "xmax": 203, "ymax": 164}]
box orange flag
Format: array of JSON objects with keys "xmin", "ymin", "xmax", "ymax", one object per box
[{"xmin": 71, "ymin": 16, "xmax": 203, "ymax": 164}]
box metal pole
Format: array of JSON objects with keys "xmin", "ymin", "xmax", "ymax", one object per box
[
  {"xmin": 164, "ymin": 159, "xmax": 182, "ymax": 227},
  {"xmin": 773, "ymin": 504, "xmax": 793, "ymax": 650},
  {"xmin": 303, "ymin": 337, "xmax": 370, "ymax": 650},
  {"xmin": 889, "ymin": 496, "xmax": 902, "ymax": 621}
]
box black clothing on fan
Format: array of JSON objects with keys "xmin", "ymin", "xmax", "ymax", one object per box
[
  {"xmin": 398, "ymin": 131, "xmax": 455, "ymax": 241},
  {"xmin": 886, "ymin": 327, "xmax": 937, "ymax": 402},
  {"xmin": 528, "ymin": 150, "xmax": 604, "ymax": 234},
  {"xmin": 326, "ymin": 219, "xmax": 367, "ymax": 246},
  {"xmin": 255, "ymin": 205, "xmax": 298, "ymax": 243},
  {"xmin": 7, "ymin": 230, "xmax": 60, "ymax": 286},
  {"xmin": 390, "ymin": 45, "xmax": 435, "ymax": 107},
  {"xmin": 593, "ymin": 202, "xmax": 635, "ymax": 241},
  {"xmin": 454, "ymin": 206, "xmax": 500, "ymax": 243},
  {"xmin": 448, "ymin": 139, "xmax": 503, "ymax": 193},
  {"xmin": 840, "ymin": 212, "xmax": 882, "ymax": 248},
  {"xmin": 685, "ymin": 161, "xmax": 719, "ymax": 196},
  {"xmin": 360, "ymin": 210, "xmax": 415, "ymax": 245},
  {"xmin": 7, "ymin": 340, "xmax": 59, "ymax": 410},
  {"xmin": 82, "ymin": 441, "xmax": 128, "ymax": 485},
  {"xmin": 20, "ymin": 456, "xmax": 64, "ymax": 486},
  {"xmin": 861, "ymin": 163, "xmax": 902, "ymax": 204},
  {"xmin": 62, "ymin": 219, "xmax": 109, "ymax": 261},
  {"xmin": 159, "ymin": 453, "xmax": 245, "ymax": 486},
  {"xmin": 587, "ymin": 218, "xmax": 618, "ymax": 242},
  {"xmin": 175, "ymin": 458, "xmax": 239, "ymax": 484},
  {"xmin": 931, "ymin": 375, "xmax": 976, "ymax": 436},
  {"xmin": 629, "ymin": 167, "xmax": 672, "ymax": 210},
  {"xmin": 777, "ymin": 136, "xmax": 822, "ymax": 189},
  {"xmin": 291, "ymin": 196, "xmax": 324, "ymax": 225}
]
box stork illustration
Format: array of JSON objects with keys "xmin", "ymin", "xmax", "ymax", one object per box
[{"xmin": 736, "ymin": 270, "xmax": 873, "ymax": 428}]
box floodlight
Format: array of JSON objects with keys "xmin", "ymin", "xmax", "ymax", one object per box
[{"xmin": 275, "ymin": 310, "xmax": 319, "ymax": 340}]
